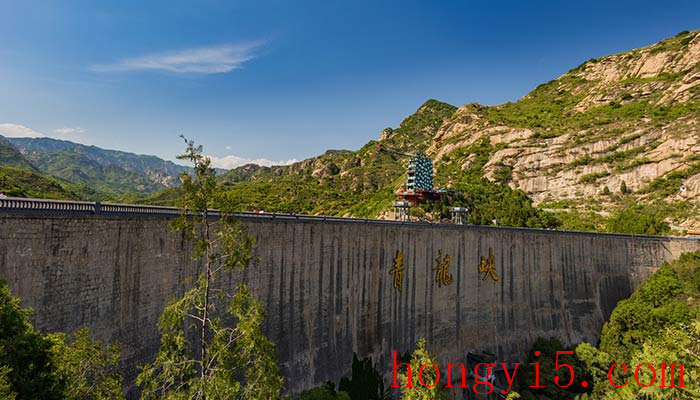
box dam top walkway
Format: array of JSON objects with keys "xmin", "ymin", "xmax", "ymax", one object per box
[{"xmin": 1, "ymin": 195, "xmax": 698, "ymax": 242}]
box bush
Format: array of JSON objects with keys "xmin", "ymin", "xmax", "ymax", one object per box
[
  {"xmin": 289, "ymin": 382, "xmax": 351, "ymax": 400},
  {"xmin": 605, "ymin": 204, "xmax": 669, "ymax": 235},
  {"xmin": 582, "ymin": 252, "xmax": 700, "ymax": 399},
  {"xmin": 0, "ymin": 281, "xmax": 65, "ymax": 399},
  {"xmin": 599, "ymin": 261, "xmax": 692, "ymax": 363},
  {"xmin": 517, "ymin": 338, "xmax": 590, "ymax": 400}
]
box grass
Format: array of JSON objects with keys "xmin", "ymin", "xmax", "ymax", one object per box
[
  {"xmin": 0, "ymin": 166, "xmax": 81, "ymax": 200},
  {"xmin": 579, "ymin": 171, "xmax": 610, "ymax": 184},
  {"xmin": 639, "ymin": 162, "xmax": 700, "ymax": 197}
]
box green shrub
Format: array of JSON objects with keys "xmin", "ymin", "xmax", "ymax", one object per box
[
  {"xmin": 517, "ymin": 338, "xmax": 590, "ymax": 400},
  {"xmin": 605, "ymin": 203, "xmax": 669, "ymax": 235},
  {"xmin": 578, "ymin": 172, "xmax": 609, "ymax": 184}
]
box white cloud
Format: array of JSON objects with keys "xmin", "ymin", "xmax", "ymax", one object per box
[
  {"xmin": 54, "ymin": 127, "xmax": 85, "ymax": 135},
  {"xmin": 225, "ymin": 145, "xmax": 232, "ymax": 150},
  {"xmin": 91, "ymin": 41, "xmax": 264, "ymax": 74},
  {"xmin": 207, "ymin": 154, "xmax": 297, "ymax": 169},
  {"xmin": 0, "ymin": 123, "xmax": 45, "ymax": 138}
]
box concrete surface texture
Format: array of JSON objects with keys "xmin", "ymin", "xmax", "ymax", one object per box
[{"xmin": 1, "ymin": 214, "xmax": 699, "ymax": 394}]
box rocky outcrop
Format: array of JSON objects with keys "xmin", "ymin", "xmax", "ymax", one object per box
[{"xmin": 421, "ymin": 30, "xmax": 700, "ymax": 229}]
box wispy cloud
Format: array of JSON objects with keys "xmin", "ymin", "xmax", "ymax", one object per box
[
  {"xmin": 91, "ymin": 42, "xmax": 264, "ymax": 74},
  {"xmin": 54, "ymin": 127, "xmax": 85, "ymax": 135},
  {"xmin": 53, "ymin": 126, "xmax": 89, "ymax": 142},
  {"xmin": 0, "ymin": 123, "xmax": 45, "ymax": 138},
  {"xmin": 207, "ymin": 154, "xmax": 297, "ymax": 170}
]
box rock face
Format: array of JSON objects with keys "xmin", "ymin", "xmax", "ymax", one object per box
[
  {"xmin": 421, "ymin": 30, "xmax": 700, "ymax": 229},
  {"xmin": 2, "ymin": 213, "xmax": 699, "ymax": 396}
]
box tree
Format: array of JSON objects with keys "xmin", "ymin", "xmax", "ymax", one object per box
[
  {"xmin": 396, "ymin": 339, "xmax": 447, "ymax": 400},
  {"xmin": 605, "ymin": 203, "xmax": 669, "ymax": 235},
  {"xmin": 517, "ymin": 338, "xmax": 588, "ymax": 400},
  {"xmin": 137, "ymin": 137, "xmax": 283, "ymax": 399},
  {"xmin": 0, "ymin": 366, "xmax": 16, "ymax": 400},
  {"xmin": 619, "ymin": 180, "xmax": 628, "ymax": 195},
  {"xmin": 48, "ymin": 328, "xmax": 124, "ymax": 400},
  {"xmin": 338, "ymin": 354, "xmax": 392, "ymax": 400},
  {"xmin": 0, "ymin": 280, "xmax": 65, "ymax": 399},
  {"xmin": 288, "ymin": 382, "xmax": 351, "ymax": 400},
  {"xmin": 0, "ymin": 280, "xmax": 124, "ymax": 400},
  {"xmin": 603, "ymin": 321, "xmax": 700, "ymax": 400},
  {"xmin": 575, "ymin": 342, "xmax": 612, "ymax": 399}
]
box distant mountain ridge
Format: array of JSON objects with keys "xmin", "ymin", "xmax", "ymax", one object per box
[
  {"xmin": 0, "ymin": 136, "xmax": 37, "ymax": 171},
  {"xmin": 1, "ymin": 135, "xmax": 191, "ymax": 197},
  {"xmin": 5, "ymin": 136, "xmax": 190, "ymax": 187}
]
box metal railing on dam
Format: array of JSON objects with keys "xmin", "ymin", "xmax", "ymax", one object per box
[
  {"xmin": 2, "ymin": 196, "xmax": 700, "ymax": 242},
  {"xmin": 0, "ymin": 196, "xmax": 185, "ymax": 217},
  {"xmin": 0, "ymin": 196, "xmax": 443, "ymax": 226}
]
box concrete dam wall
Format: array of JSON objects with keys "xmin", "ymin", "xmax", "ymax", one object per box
[{"xmin": 1, "ymin": 212, "xmax": 700, "ymax": 393}]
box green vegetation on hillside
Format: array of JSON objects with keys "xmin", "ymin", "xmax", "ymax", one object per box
[
  {"xmin": 483, "ymin": 75, "xmax": 591, "ymax": 136},
  {"xmin": 433, "ymin": 137, "xmax": 558, "ymax": 228},
  {"xmin": 605, "ymin": 203, "xmax": 670, "ymax": 235},
  {"xmin": 517, "ymin": 338, "xmax": 589, "ymax": 400},
  {"xmin": 483, "ymin": 82, "xmax": 700, "ymax": 140},
  {"xmin": 382, "ymin": 99, "xmax": 458, "ymax": 150},
  {"xmin": 0, "ymin": 166, "xmax": 82, "ymax": 200},
  {"xmin": 0, "ymin": 139, "xmax": 36, "ymax": 171},
  {"xmin": 1, "ymin": 135, "xmax": 189, "ymax": 199},
  {"xmin": 5, "ymin": 136, "xmax": 189, "ymax": 182}
]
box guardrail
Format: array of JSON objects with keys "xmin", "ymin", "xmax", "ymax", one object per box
[
  {"xmin": 2, "ymin": 196, "xmax": 699, "ymax": 241},
  {"xmin": 0, "ymin": 196, "xmax": 426, "ymax": 226},
  {"xmin": 0, "ymin": 196, "xmax": 197, "ymax": 217}
]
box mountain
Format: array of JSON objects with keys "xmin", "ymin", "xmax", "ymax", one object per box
[
  {"xmin": 0, "ymin": 166, "xmax": 88, "ymax": 200},
  {"xmin": 2, "ymin": 136, "xmax": 190, "ymax": 196},
  {"xmin": 219, "ymin": 100, "xmax": 457, "ymax": 217},
  {"xmin": 428, "ymin": 29, "xmax": 700, "ymax": 230},
  {"xmin": 219, "ymin": 29, "xmax": 700, "ymax": 231},
  {"xmin": 3, "ymin": 30, "xmax": 699, "ymax": 231},
  {"xmin": 0, "ymin": 136, "xmax": 37, "ymax": 171}
]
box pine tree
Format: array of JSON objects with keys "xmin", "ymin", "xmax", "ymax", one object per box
[{"xmin": 137, "ymin": 137, "xmax": 283, "ymax": 400}]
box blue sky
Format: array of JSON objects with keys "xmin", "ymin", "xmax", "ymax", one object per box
[{"xmin": 1, "ymin": 1, "xmax": 699, "ymax": 168}]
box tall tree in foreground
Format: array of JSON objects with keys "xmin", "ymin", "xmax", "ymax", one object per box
[{"xmin": 137, "ymin": 137, "xmax": 283, "ymax": 399}]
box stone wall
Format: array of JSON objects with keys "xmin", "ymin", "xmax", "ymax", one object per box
[{"xmin": 1, "ymin": 214, "xmax": 699, "ymax": 394}]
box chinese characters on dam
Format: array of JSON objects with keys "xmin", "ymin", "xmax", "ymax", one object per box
[
  {"xmin": 479, "ymin": 247, "xmax": 499, "ymax": 281},
  {"xmin": 433, "ymin": 250, "xmax": 453, "ymax": 287},
  {"xmin": 388, "ymin": 248, "xmax": 499, "ymax": 291},
  {"xmin": 389, "ymin": 250, "xmax": 407, "ymax": 291}
]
